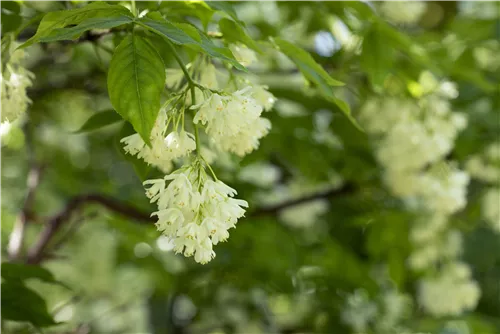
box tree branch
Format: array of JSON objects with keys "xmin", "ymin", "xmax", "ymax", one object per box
[
  {"xmin": 7, "ymin": 164, "xmax": 44, "ymax": 261},
  {"xmin": 26, "ymin": 194, "xmax": 153, "ymax": 264},
  {"xmin": 26, "ymin": 183, "xmax": 355, "ymax": 264}
]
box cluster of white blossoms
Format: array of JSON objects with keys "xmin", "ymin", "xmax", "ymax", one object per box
[
  {"xmin": 466, "ymin": 141, "xmax": 500, "ymax": 232},
  {"xmin": 359, "ymin": 72, "xmax": 479, "ymax": 316},
  {"xmin": 418, "ymin": 262, "xmax": 481, "ymax": 317},
  {"xmin": 1, "ymin": 44, "xmax": 35, "ymax": 131},
  {"xmin": 122, "ymin": 51, "xmax": 276, "ymax": 263},
  {"xmin": 378, "ymin": 1, "xmax": 427, "ymax": 25},
  {"xmin": 144, "ymin": 164, "xmax": 248, "ymax": 264},
  {"xmin": 121, "ymin": 107, "xmax": 196, "ymax": 173}
]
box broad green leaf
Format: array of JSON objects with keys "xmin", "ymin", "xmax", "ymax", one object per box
[
  {"xmin": 74, "ymin": 110, "xmax": 123, "ymax": 133},
  {"xmin": 159, "ymin": 1, "xmax": 214, "ymax": 30},
  {"xmin": 107, "ymin": 34, "xmax": 166, "ymax": 145},
  {"xmin": 205, "ymin": 1, "xmax": 240, "ymax": 22},
  {"xmin": 1, "ymin": 281, "xmax": 58, "ymax": 327},
  {"xmin": 39, "ymin": 15, "xmax": 133, "ymax": 42},
  {"xmin": 138, "ymin": 13, "xmax": 245, "ymax": 71},
  {"xmin": 218, "ymin": 18, "xmax": 261, "ymax": 52},
  {"xmin": 21, "ymin": 2, "xmax": 132, "ymax": 48}
]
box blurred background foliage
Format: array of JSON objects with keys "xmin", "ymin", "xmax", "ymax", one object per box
[{"xmin": 1, "ymin": 1, "xmax": 499, "ymax": 333}]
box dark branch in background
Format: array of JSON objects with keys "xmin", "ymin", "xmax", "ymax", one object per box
[
  {"xmin": 7, "ymin": 164, "xmax": 44, "ymax": 261},
  {"xmin": 26, "ymin": 183, "xmax": 356, "ymax": 264},
  {"xmin": 26, "ymin": 194, "xmax": 153, "ymax": 264}
]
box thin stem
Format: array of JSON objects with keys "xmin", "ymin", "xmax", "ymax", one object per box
[{"xmin": 190, "ymin": 86, "xmax": 202, "ymax": 156}]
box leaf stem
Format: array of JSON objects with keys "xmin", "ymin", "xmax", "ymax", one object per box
[{"xmin": 166, "ymin": 41, "xmax": 202, "ymax": 156}]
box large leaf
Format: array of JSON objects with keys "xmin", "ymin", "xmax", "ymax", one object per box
[
  {"xmin": 1, "ymin": 281, "xmax": 58, "ymax": 327},
  {"xmin": 107, "ymin": 34, "xmax": 166, "ymax": 145},
  {"xmin": 39, "ymin": 15, "xmax": 133, "ymax": 42},
  {"xmin": 218, "ymin": 18, "xmax": 261, "ymax": 52},
  {"xmin": 21, "ymin": 2, "xmax": 132, "ymax": 48},
  {"xmin": 74, "ymin": 110, "xmax": 123, "ymax": 133},
  {"xmin": 138, "ymin": 13, "xmax": 245, "ymax": 71}
]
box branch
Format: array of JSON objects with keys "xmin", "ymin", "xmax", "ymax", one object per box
[
  {"xmin": 26, "ymin": 194, "xmax": 153, "ymax": 264},
  {"xmin": 249, "ymin": 183, "xmax": 356, "ymax": 217},
  {"xmin": 7, "ymin": 164, "xmax": 43, "ymax": 261},
  {"xmin": 26, "ymin": 183, "xmax": 356, "ymax": 264}
]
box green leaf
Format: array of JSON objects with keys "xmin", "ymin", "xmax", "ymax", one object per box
[
  {"xmin": 1, "ymin": 1, "xmax": 22, "ymax": 35},
  {"xmin": 74, "ymin": 110, "xmax": 123, "ymax": 133},
  {"xmin": 21, "ymin": 2, "xmax": 132, "ymax": 48},
  {"xmin": 107, "ymin": 34, "xmax": 166, "ymax": 145},
  {"xmin": 218, "ymin": 18, "xmax": 261, "ymax": 52},
  {"xmin": 1, "ymin": 262, "xmax": 68, "ymax": 288},
  {"xmin": 137, "ymin": 13, "xmax": 245, "ymax": 71},
  {"xmin": 274, "ymin": 38, "xmax": 361, "ymax": 128},
  {"xmin": 205, "ymin": 1, "xmax": 240, "ymax": 22},
  {"xmin": 138, "ymin": 12, "xmax": 201, "ymax": 45},
  {"xmin": 39, "ymin": 15, "xmax": 133, "ymax": 42},
  {"xmin": 275, "ymin": 38, "xmax": 344, "ymax": 87},
  {"xmin": 359, "ymin": 23, "xmax": 394, "ymax": 91},
  {"xmin": 1, "ymin": 281, "xmax": 58, "ymax": 327}
]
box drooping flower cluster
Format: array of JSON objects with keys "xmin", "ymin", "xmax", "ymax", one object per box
[
  {"xmin": 121, "ymin": 108, "xmax": 196, "ymax": 172},
  {"xmin": 144, "ymin": 164, "xmax": 248, "ymax": 264},
  {"xmin": 359, "ymin": 72, "xmax": 478, "ymax": 316},
  {"xmin": 1, "ymin": 43, "xmax": 35, "ymax": 127},
  {"xmin": 122, "ymin": 51, "xmax": 275, "ymax": 264},
  {"xmin": 378, "ymin": 1, "xmax": 427, "ymax": 25}
]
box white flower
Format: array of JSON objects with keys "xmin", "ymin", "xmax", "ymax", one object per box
[
  {"xmin": 341, "ymin": 289, "xmax": 378, "ymax": 333},
  {"xmin": 251, "ymin": 85, "xmax": 276, "ymax": 111},
  {"xmin": 229, "ymin": 44, "xmax": 257, "ymax": 67},
  {"xmin": 145, "ymin": 165, "xmax": 248, "ymax": 264},
  {"xmin": 120, "ymin": 109, "xmax": 196, "ymax": 172},
  {"xmin": 1, "ymin": 47, "xmax": 35, "ymax": 123}
]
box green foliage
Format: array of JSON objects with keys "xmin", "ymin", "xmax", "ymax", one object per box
[
  {"xmin": 1, "ymin": 1, "xmax": 22, "ymax": 35},
  {"xmin": 74, "ymin": 110, "xmax": 123, "ymax": 133},
  {"xmin": 107, "ymin": 34, "xmax": 166, "ymax": 145},
  {"xmin": 21, "ymin": 2, "xmax": 132, "ymax": 48},
  {"xmin": 218, "ymin": 18, "xmax": 261, "ymax": 52}
]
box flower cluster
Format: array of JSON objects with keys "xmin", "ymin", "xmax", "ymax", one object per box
[
  {"xmin": 1, "ymin": 44, "xmax": 35, "ymax": 125},
  {"xmin": 378, "ymin": 1, "xmax": 427, "ymax": 25},
  {"xmin": 144, "ymin": 164, "xmax": 248, "ymax": 264},
  {"xmin": 359, "ymin": 72, "xmax": 478, "ymax": 316},
  {"xmin": 122, "ymin": 49, "xmax": 275, "ymax": 264},
  {"xmin": 418, "ymin": 262, "xmax": 481, "ymax": 316},
  {"xmin": 121, "ymin": 108, "xmax": 196, "ymax": 173}
]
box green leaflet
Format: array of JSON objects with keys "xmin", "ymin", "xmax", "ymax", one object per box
[
  {"xmin": 74, "ymin": 110, "xmax": 123, "ymax": 133},
  {"xmin": 218, "ymin": 18, "xmax": 261, "ymax": 52},
  {"xmin": 20, "ymin": 2, "xmax": 132, "ymax": 48},
  {"xmin": 107, "ymin": 34, "xmax": 166, "ymax": 146},
  {"xmin": 39, "ymin": 15, "xmax": 133, "ymax": 42},
  {"xmin": 137, "ymin": 13, "xmax": 246, "ymax": 71}
]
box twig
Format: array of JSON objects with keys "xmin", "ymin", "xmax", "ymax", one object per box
[{"xmin": 26, "ymin": 194, "xmax": 153, "ymax": 264}]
